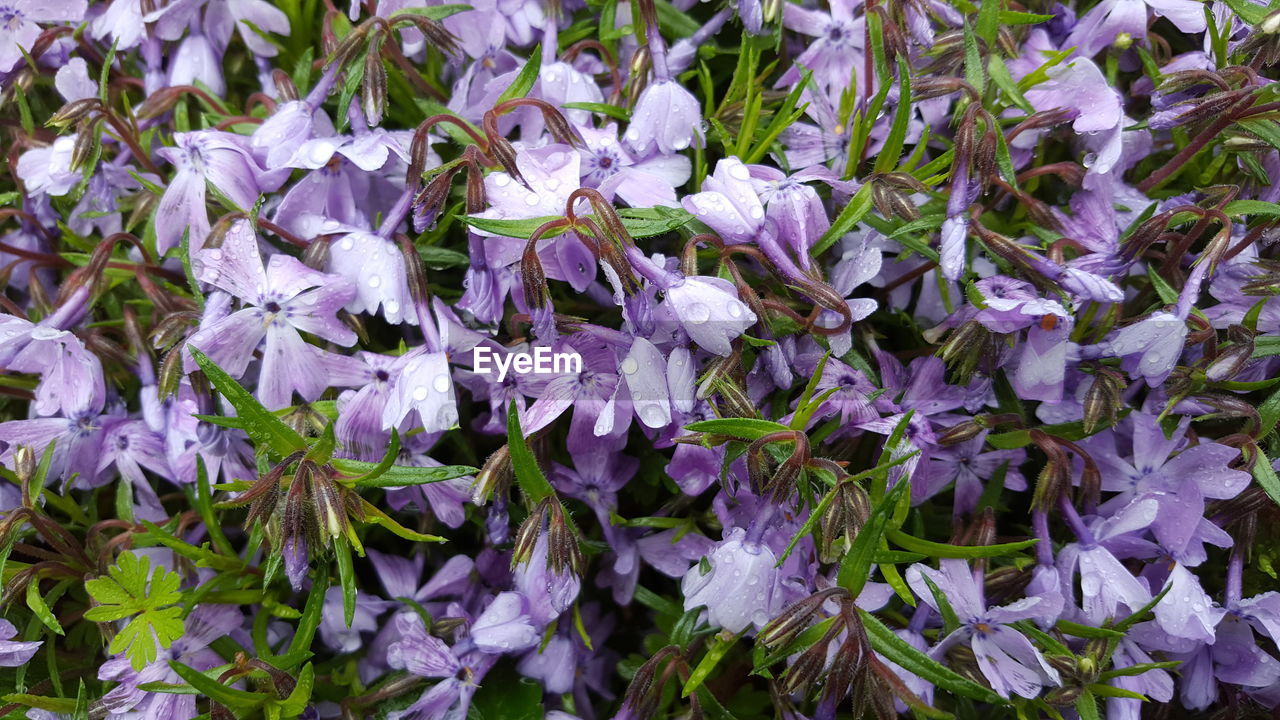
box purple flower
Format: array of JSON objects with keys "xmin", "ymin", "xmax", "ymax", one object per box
[
  {"xmin": 681, "ymin": 527, "xmax": 782, "ymax": 634},
  {"xmin": 624, "ymin": 80, "xmax": 703, "ymax": 155},
  {"xmin": 186, "ymin": 219, "xmax": 357, "ymax": 409},
  {"xmin": 0, "ymin": 619, "xmax": 41, "ymax": 666},
  {"xmin": 1067, "ymin": 0, "xmax": 1206, "ymax": 57},
  {"xmin": 0, "ymin": 0, "xmax": 86, "ymax": 73},
  {"xmin": 155, "ymin": 132, "xmax": 285, "ymax": 254},
  {"xmin": 471, "ymin": 591, "xmax": 540, "ymax": 654},
  {"xmin": 907, "ymin": 559, "xmax": 1061, "ymax": 699}
]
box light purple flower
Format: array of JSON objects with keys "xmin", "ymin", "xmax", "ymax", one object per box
[
  {"xmin": 907, "ymin": 559, "xmax": 1061, "ymax": 699},
  {"xmin": 681, "ymin": 527, "xmax": 782, "ymax": 634},
  {"xmin": 186, "ymin": 219, "xmax": 357, "ymax": 409}
]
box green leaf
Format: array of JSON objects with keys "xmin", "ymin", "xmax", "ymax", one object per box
[
  {"xmin": 26, "ymin": 581, "xmax": 64, "ymax": 636},
  {"xmin": 468, "ymin": 666, "xmax": 543, "ymax": 720},
  {"xmin": 1075, "ymin": 689, "xmax": 1101, "ymax": 720},
  {"xmin": 1056, "ymin": 619, "xmax": 1124, "ymax": 639},
  {"xmin": 1223, "ymin": 199, "xmax": 1280, "ymax": 218},
  {"xmin": 977, "ymin": 0, "xmax": 1001, "ymax": 45},
  {"xmin": 874, "ymin": 56, "xmax": 913, "ymax": 174},
  {"xmin": 812, "ymin": 183, "xmax": 874, "ymax": 257},
  {"xmin": 170, "ymin": 661, "xmax": 269, "ymax": 710},
  {"xmin": 2, "ymin": 695, "xmax": 77, "ymax": 713},
  {"xmin": 189, "ymin": 348, "xmax": 306, "ymax": 458},
  {"xmin": 85, "ymin": 551, "xmax": 186, "ymax": 670},
  {"xmin": 507, "ymin": 403, "xmax": 556, "ymax": 504},
  {"xmin": 356, "ymin": 497, "xmax": 448, "ymax": 542},
  {"xmin": 859, "ymin": 608, "xmax": 1007, "ymax": 706},
  {"xmin": 498, "ymin": 44, "xmax": 542, "ymax": 104},
  {"xmin": 886, "ymin": 528, "xmax": 1038, "ymax": 559},
  {"xmin": 387, "ymin": 3, "xmax": 471, "ymax": 20},
  {"xmin": 1258, "ymin": 384, "xmax": 1280, "ymax": 439},
  {"xmin": 561, "ymin": 101, "xmax": 631, "ymax": 121},
  {"xmin": 1223, "ymin": 0, "xmax": 1268, "ymax": 24},
  {"xmin": 682, "ymin": 632, "xmax": 737, "ymax": 696},
  {"xmin": 685, "ymin": 418, "xmax": 791, "ymax": 441},
  {"xmin": 998, "ymin": 10, "xmax": 1055, "ymax": 24},
  {"xmin": 335, "ymin": 536, "xmax": 356, "ymax": 627},
  {"xmin": 463, "ymin": 208, "xmax": 691, "ymax": 240},
  {"xmin": 1252, "ymin": 447, "xmax": 1280, "ymax": 509}
]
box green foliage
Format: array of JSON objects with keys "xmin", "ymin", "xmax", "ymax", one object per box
[{"xmin": 84, "ymin": 552, "xmax": 186, "ymax": 671}]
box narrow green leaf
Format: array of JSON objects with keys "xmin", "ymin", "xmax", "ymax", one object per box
[
  {"xmin": 682, "ymin": 632, "xmax": 737, "ymax": 696},
  {"xmin": 507, "ymin": 403, "xmax": 555, "ymax": 503},
  {"xmin": 686, "ymin": 418, "xmax": 791, "ymax": 441},
  {"xmin": 886, "ymin": 528, "xmax": 1037, "ymax": 559},
  {"xmin": 498, "ymin": 45, "xmax": 542, "ymax": 104},
  {"xmin": 170, "ymin": 661, "xmax": 268, "ymax": 709},
  {"xmin": 189, "ymin": 348, "xmax": 306, "ymax": 458},
  {"xmin": 335, "ymin": 537, "xmax": 356, "ymax": 627}
]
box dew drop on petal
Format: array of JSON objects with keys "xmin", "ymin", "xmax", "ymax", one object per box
[
  {"xmin": 412, "ymin": 385, "xmax": 429, "ymax": 401},
  {"xmin": 686, "ymin": 303, "xmax": 711, "ymax": 324},
  {"xmin": 620, "ymin": 357, "xmax": 639, "ymax": 375},
  {"xmin": 494, "ymin": 175, "xmax": 511, "ymax": 187},
  {"xmin": 432, "ymin": 374, "xmax": 451, "ymax": 393}
]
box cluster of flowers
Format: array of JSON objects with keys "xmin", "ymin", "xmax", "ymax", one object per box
[{"xmin": 2, "ymin": 0, "xmax": 1280, "ymax": 718}]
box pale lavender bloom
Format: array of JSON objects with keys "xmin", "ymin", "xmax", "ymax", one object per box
[
  {"xmin": 155, "ymin": 131, "xmax": 285, "ymax": 253},
  {"xmin": 681, "ymin": 527, "xmax": 782, "ymax": 634},
  {"xmin": 0, "ymin": 0, "xmax": 87, "ymax": 73},
  {"xmin": 328, "ymin": 231, "xmax": 415, "ymax": 325},
  {"xmin": 168, "ymin": 31, "xmax": 223, "ymax": 96},
  {"xmin": 775, "ymin": 0, "xmax": 866, "ymax": 96},
  {"xmin": 319, "ymin": 587, "xmax": 391, "ymax": 653},
  {"xmin": 1154, "ymin": 562, "xmax": 1226, "ymax": 643},
  {"xmin": 577, "ymin": 123, "xmax": 690, "ymax": 208},
  {"xmin": 1024, "ymin": 58, "xmax": 1125, "ymax": 175},
  {"xmin": 514, "ymin": 527, "xmax": 582, "ymax": 625},
  {"xmin": 387, "ymin": 612, "xmax": 461, "ymax": 678},
  {"xmin": 98, "ymin": 418, "xmax": 170, "ymax": 520},
  {"xmin": 0, "ymin": 619, "xmax": 41, "ymax": 666},
  {"xmin": 16, "ymin": 136, "xmax": 79, "ymax": 198},
  {"xmin": 90, "ymin": 0, "xmax": 146, "ymax": 49},
  {"xmin": 0, "ymin": 316, "xmax": 105, "ymax": 418},
  {"xmin": 53, "ymin": 57, "xmax": 94, "ymax": 101},
  {"xmin": 907, "ymin": 559, "xmax": 1061, "ymax": 699},
  {"xmin": 380, "ymin": 349, "xmax": 459, "ymax": 435},
  {"xmin": 624, "ymin": 80, "xmax": 703, "ymax": 155},
  {"xmin": 1089, "ymin": 414, "xmax": 1249, "ymax": 561},
  {"xmin": 99, "ymin": 606, "xmax": 242, "ymax": 720},
  {"xmin": 471, "ymin": 591, "xmax": 540, "ymax": 653},
  {"xmin": 1067, "ymin": 0, "xmax": 1206, "ymax": 57},
  {"xmin": 145, "ymin": 0, "xmax": 290, "ymax": 57},
  {"xmin": 1106, "ymin": 639, "xmax": 1175, "ymax": 720},
  {"xmin": 661, "ymin": 276, "xmax": 757, "ymax": 356},
  {"xmin": 1057, "ymin": 499, "xmax": 1156, "ymax": 625},
  {"xmin": 1102, "ymin": 311, "xmax": 1188, "ymax": 387},
  {"xmin": 186, "ymin": 220, "xmax": 357, "ymax": 409}
]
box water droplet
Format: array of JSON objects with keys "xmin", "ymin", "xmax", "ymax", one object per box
[
  {"xmin": 686, "ymin": 303, "xmax": 711, "ymax": 324},
  {"xmin": 368, "ymin": 275, "xmax": 382, "ymax": 288},
  {"xmin": 340, "ymin": 237, "xmax": 355, "ymax": 250},
  {"xmin": 524, "ymin": 193, "xmax": 540, "ymax": 206},
  {"xmin": 385, "ymin": 299, "xmax": 400, "ymax": 315},
  {"xmin": 625, "ymin": 128, "xmax": 640, "ymax": 141},
  {"xmin": 620, "ymin": 357, "xmax": 639, "ymax": 375},
  {"xmin": 545, "ymin": 178, "xmax": 560, "ymax": 191},
  {"xmin": 433, "ymin": 374, "xmax": 451, "ymax": 393},
  {"xmin": 748, "ymin": 206, "xmax": 764, "ymax": 219},
  {"xmin": 728, "ymin": 163, "xmax": 750, "ymax": 180},
  {"xmin": 727, "ymin": 302, "xmax": 743, "ymax": 319},
  {"xmin": 641, "ymin": 405, "xmax": 666, "ymax": 426},
  {"xmin": 412, "ymin": 386, "xmax": 429, "ymax": 401},
  {"xmin": 673, "ymin": 137, "xmax": 690, "ymax": 150}
]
